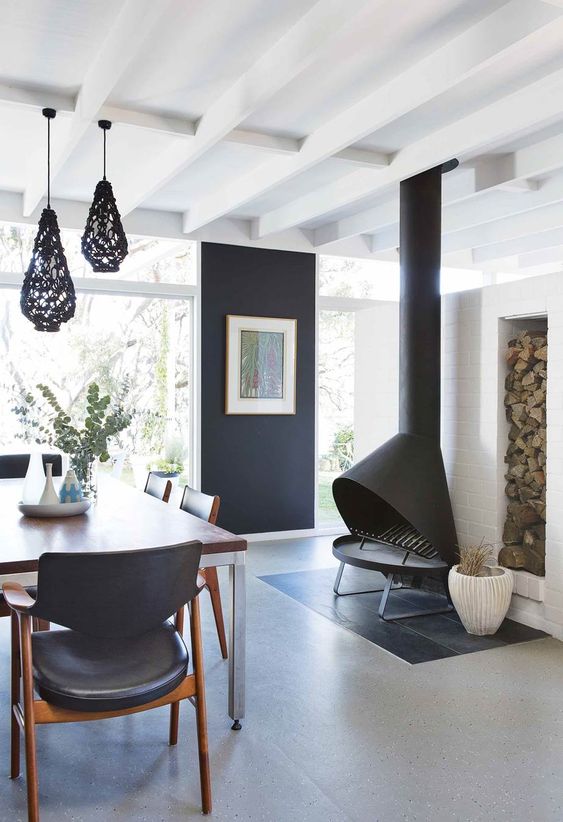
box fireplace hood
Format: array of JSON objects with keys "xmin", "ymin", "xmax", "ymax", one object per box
[{"xmin": 333, "ymin": 163, "xmax": 458, "ymax": 568}]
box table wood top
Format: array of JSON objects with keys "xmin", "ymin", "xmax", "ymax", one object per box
[{"xmin": 0, "ymin": 476, "xmax": 246, "ymax": 574}]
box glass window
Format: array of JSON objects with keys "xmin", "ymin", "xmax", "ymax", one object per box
[
  {"xmin": 319, "ymin": 255, "xmax": 485, "ymax": 298},
  {"xmin": 0, "ymin": 225, "xmax": 194, "ymax": 487},
  {"xmin": 318, "ymin": 309, "xmax": 355, "ymax": 526},
  {"xmin": 0, "ymin": 224, "xmax": 196, "ymax": 284},
  {"xmin": 319, "ymin": 255, "xmax": 399, "ymax": 300}
]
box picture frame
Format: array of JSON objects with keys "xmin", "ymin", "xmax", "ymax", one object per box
[{"xmin": 225, "ymin": 315, "xmax": 297, "ymax": 415}]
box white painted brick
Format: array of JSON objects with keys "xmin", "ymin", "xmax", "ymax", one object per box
[
  {"xmin": 514, "ymin": 573, "xmax": 529, "ymax": 598},
  {"xmin": 442, "ymin": 272, "xmax": 563, "ymax": 633}
]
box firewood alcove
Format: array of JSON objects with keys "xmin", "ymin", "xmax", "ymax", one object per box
[{"xmin": 500, "ymin": 324, "xmax": 547, "ymax": 577}]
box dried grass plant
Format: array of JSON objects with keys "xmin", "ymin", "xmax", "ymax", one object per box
[{"xmin": 456, "ymin": 542, "xmax": 495, "ymax": 577}]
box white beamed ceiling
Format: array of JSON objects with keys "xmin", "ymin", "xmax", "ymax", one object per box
[{"xmin": 3, "ymin": 0, "xmax": 563, "ymax": 270}]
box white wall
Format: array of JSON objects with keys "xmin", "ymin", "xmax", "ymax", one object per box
[
  {"xmin": 352, "ymin": 278, "xmax": 563, "ymax": 638},
  {"xmin": 443, "ymin": 274, "xmax": 563, "ymax": 638}
]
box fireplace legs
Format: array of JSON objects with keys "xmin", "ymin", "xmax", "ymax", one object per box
[
  {"xmin": 333, "ymin": 561, "xmax": 402, "ymax": 596},
  {"xmin": 332, "ymin": 558, "xmax": 455, "ymax": 621},
  {"xmin": 378, "ymin": 572, "xmax": 454, "ymax": 622}
]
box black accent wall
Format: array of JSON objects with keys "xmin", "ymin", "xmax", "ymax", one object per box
[{"xmin": 201, "ymin": 242, "xmax": 316, "ymax": 534}]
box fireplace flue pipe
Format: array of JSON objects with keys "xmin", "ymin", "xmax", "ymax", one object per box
[{"xmin": 399, "ymin": 160, "xmax": 458, "ymax": 442}]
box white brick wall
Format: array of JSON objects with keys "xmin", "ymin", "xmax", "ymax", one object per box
[
  {"xmin": 357, "ymin": 275, "xmax": 563, "ymax": 638},
  {"xmin": 443, "ymin": 272, "xmax": 563, "ymax": 638}
]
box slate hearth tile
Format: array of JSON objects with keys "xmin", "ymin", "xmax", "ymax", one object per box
[
  {"xmin": 494, "ymin": 618, "xmax": 548, "ymax": 643},
  {"xmin": 258, "ymin": 567, "xmax": 548, "ymax": 665},
  {"xmin": 259, "ymin": 569, "xmax": 457, "ymax": 664},
  {"xmin": 399, "ymin": 614, "xmax": 507, "ymax": 654}
]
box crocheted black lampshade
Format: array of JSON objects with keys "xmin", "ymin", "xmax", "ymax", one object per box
[
  {"xmin": 81, "ymin": 179, "xmax": 128, "ymax": 272},
  {"xmin": 21, "ymin": 206, "xmax": 76, "ymax": 332},
  {"xmin": 81, "ymin": 120, "xmax": 128, "ymax": 273},
  {"xmin": 21, "ymin": 108, "xmax": 76, "ymax": 332}
]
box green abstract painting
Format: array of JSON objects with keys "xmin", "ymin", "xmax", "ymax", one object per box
[{"xmin": 240, "ymin": 330, "xmax": 284, "ymax": 399}]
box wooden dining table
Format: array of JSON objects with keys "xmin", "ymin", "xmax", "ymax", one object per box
[{"xmin": 0, "ymin": 475, "xmax": 247, "ymax": 729}]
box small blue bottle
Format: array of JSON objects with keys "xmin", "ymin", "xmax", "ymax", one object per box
[{"xmin": 59, "ymin": 469, "xmax": 83, "ymax": 503}]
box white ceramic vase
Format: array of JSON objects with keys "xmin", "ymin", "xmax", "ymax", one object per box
[
  {"xmin": 448, "ymin": 565, "xmax": 513, "ymax": 636},
  {"xmin": 39, "ymin": 463, "xmax": 60, "ymax": 506},
  {"xmin": 22, "ymin": 451, "xmax": 45, "ymax": 504}
]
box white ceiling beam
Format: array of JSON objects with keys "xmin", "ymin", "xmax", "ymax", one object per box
[
  {"xmin": 0, "ymin": 190, "xmax": 374, "ymax": 260},
  {"xmin": 185, "ymin": 0, "xmax": 561, "ymax": 234},
  {"xmin": 100, "ymin": 105, "xmax": 196, "ymax": 138},
  {"xmin": 0, "ymin": 83, "xmax": 75, "ymax": 114},
  {"xmin": 365, "ymin": 143, "xmax": 563, "ymax": 252},
  {"xmin": 370, "ymin": 174, "xmax": 563, "ymax": 254},
  {"xmin": 223, "ymin": 129, "xmax": 299, "ymax": 155},
  {"xmin": 518, "ymin": 245, "xmax": 563, "ymax": 268},
  {"xmin": 264, "ymin": 53, "xmax": 563, "ymax": 240},
  {"xmin": 443, "ymin": 201, "xmax": 563, "ymax": 256},
  {"xmin": 116, "ymin": 0, "xmax": 375, "ymax": 216},
  {"xmin": 22, "ymin": 0, "xmax": 173, "ymax": 217},
  {"xmin": 476, "ymin": 243, "xmax": 563, "ymax": 274},
  {"xmin": 0, "ymin": 84, "xmax": 394, "ymax": 166},
  {"xmin": 317, "ymin": 163, "xmax": 512, "ymax": 248},
  {"xmin": 470, "ymin": 154, "xmax": 538, "ymax": 193},
  {"xmin": 313, "ymin": 201, "xmax": 397, "ymax": 246},
  {"xmin": 256, "ymin": 18, "xmax": 563, "ymax": 236},
  {"xmin": 473, "ymin": 226, "xmax": 563, "ymax": 263},
  {"xmin": 331, "ymin": 148, "xmax": 390, "ymax": 168},
  {"xmin": 445, "ymin": 166, "xmax": 563, "ymax": 233}
]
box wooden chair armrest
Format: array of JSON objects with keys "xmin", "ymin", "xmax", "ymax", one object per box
[{"xmin": 2, "ymin": 582, "xmax": 35, "ymax": 613}]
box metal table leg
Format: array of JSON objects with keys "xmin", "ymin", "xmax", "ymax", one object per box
[{"xmin": 229, "ymin": 555, "xmax": 246, "ymax": 730}]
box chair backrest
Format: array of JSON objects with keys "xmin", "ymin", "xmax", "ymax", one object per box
[
  {"xmin": 180, "ymin": 485, "xmax": 220, "ymax": 525},
  {"xmin": 30, "ymin": 542, "xmax": 202, "ymax": 638},
  {"xmin": 144, "ymin": 471, "xmax": 172, "ymax": 503},
  {"xmin": 0, "ymin": 453, "xmax": 62, "ymax": 479}
]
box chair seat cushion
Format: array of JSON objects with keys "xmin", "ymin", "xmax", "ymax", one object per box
[{"xmin": 32, "ymin": 621, "xmax": 188, "ymax": 712}]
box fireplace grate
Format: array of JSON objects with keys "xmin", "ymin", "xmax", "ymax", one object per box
[{"xmin": 351, "ymin": 524, "xmax": 438, "ymax": 560}]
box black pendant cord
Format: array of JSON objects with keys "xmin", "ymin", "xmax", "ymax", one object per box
[
  {"xmin": 41, "ymin": 107, "xmax": 57, "ymax": 208},
  {"xmin": 103, "ymin": 125, "xmax": 107, "ymax": 181},
  {"xmin": 46, "ymin": 114, "xmax": 51, "ymax": 207}
]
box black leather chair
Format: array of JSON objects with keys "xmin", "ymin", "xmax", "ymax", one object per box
[
  {"xmin": 3, "ymin": 543, "xmax": 212, "ymax": 820},
  {"xmin": 0, "ymin": 453, "xmax": 62, "ymax": 479}
]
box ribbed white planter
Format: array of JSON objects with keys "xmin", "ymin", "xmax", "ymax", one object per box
[{"xmin": 448, "ymin": 565, "xmax": 514, "ymax": 636}]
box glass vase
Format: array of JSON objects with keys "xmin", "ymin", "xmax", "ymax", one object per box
[{"xmin": 70, "ymin": 451, "xmax": 98, "ymax": 502}]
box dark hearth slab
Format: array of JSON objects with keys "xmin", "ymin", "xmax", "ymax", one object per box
[{"xmin": 258, "ymin": 567, "xmax": 549, "ymax": 664}]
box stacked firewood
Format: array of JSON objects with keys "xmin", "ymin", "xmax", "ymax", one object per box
[{"xmin": 499, "ymin": 330, "xmax": 547, "ymax": 576}]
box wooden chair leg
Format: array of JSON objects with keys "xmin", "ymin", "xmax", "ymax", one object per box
[
  {"xmin": 204, "ymin": 567, "xmax": 228, "ymax": 660},
  {"xmin": 169, "ymin": 607, "xmax": 185, "ymax": 746},
  {"xmin": 20, "ymin": 615, "xmax": 39, "ymax": 822},
  {"xmin": 190, "ymin": 596, "xmax": 212, "ymax": 815},
  {"xmin": 10, "ymin": 611, "xmax": 20, "ymax": 779}
]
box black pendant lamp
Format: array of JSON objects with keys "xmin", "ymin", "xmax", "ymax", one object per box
[
  {"xmin": 21, "ymin": 108, "xmax": 76, "ymax": 332},
  {"xmin": 81, "ymin": 120, "xmax": 128, "ymax": 272}
]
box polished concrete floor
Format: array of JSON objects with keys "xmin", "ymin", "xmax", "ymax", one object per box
[{"xmin": 1, "ymin": 535, "xmax": 563, "ymax": 821}]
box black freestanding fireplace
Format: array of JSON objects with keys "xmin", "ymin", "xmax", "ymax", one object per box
[{"xmin": 332, "ymin": 162, "xmax": 458, "ymax": 620}]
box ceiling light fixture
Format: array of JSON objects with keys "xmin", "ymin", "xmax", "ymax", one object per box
[
  {"xmin": 81, "ymin": 120, "xmax": 128, "ymax": 272},
  {"xmin": 21, "ymin": 108, "xmax": 76, "ymax": 332}
]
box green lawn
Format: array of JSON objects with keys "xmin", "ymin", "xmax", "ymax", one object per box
[{"xmin": 318, "ymin": 471, "xmax": 343, "ymax": 526}]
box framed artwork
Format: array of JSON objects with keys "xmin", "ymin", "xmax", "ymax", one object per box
[{"xmin": 225, "ymin": 315, "xmax": 297, "ymax": 414}]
